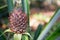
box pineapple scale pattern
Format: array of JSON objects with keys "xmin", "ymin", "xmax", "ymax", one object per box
[{"xmin": 9, "ymin": 9, "xmax": 28, "ymax": 34}]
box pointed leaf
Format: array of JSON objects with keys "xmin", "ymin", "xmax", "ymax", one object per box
[
  {"xmin": 4, "ymin": 29, "xmax": 12, "ymax": 33},
  {"xmin": 0, "ymin": 29, "xmax": 12, "ymax": 37},
  {"xmin": 33, "ymin": 24, "xmax": 43, "ymax": 40},
  {"xmin": 23, "ymin": 32, "xmax": 33, "ymax": 39}
]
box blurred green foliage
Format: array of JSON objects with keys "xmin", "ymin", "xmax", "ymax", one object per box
[
  {"xmin": 46, "ymin": 22, "xmax": 60, "ymax": 40},
  {"xmin": 0, "ymin": 0, "xmax": 6, "ymax": 6},
  {"xmin": 22, "ymin": 35, "xmax": 29, "ymax": 40},
  {"xmin": 0, "ymin": 29, "xmax": 6, "ymax": 40}
]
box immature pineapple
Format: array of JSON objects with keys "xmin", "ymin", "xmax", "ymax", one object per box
[{"xmin": 9, "ymin": 8, "xmax": 28, "ymax": 34}]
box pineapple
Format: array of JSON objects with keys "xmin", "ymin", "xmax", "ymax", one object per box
[{"xmin": 9, "ymin": 8, "xmax": 28, "ymax": 34}]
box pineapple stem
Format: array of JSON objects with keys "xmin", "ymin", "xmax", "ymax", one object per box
[{"xmin": 14, "ymin": 34, "xmax": 22, "ymax": 40}]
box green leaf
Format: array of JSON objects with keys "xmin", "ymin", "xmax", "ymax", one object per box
[
  {"xmin": 7, "ymin": 0, "xmax": 14, "ymax": 12},
  {"xmin": 22, "ymin": 35, "xmax": 29, "ymax": 40},
  {"xmin": 14, "ymin": 34, "xmax": 22, "ymax": 40},
  {"xmin": 4, "ymin": 29, "xmax": 11, "ymax": 33},
  {"xmin": 33, "ymin": 24, "xmax": 43, "ymax": 40},
  {"xmin": 0, "ymin": 5, "xmax": 7, "ymax": 9},
  {"xmin": 37, "ymin": 8, "xmax": 60, "ymax": 40},
  {"xmin": 0, "ymin": 29, "xmax": 12, "ymax": 37},
  {"xmin": 23, "ymin": 32, "xmax": 33, "ymax": 39},
  {"xmin": 46, "ymin": 23, "xmax": 60, "ymax": 40}
]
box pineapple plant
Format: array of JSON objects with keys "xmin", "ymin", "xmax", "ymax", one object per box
[
  {"xmin": 0, "ymin": 0, "xmax": 32, "ymax": 40},
  {"xmin": 0, "ymin": 8, "xmax": 32, "ymax": 40}
]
